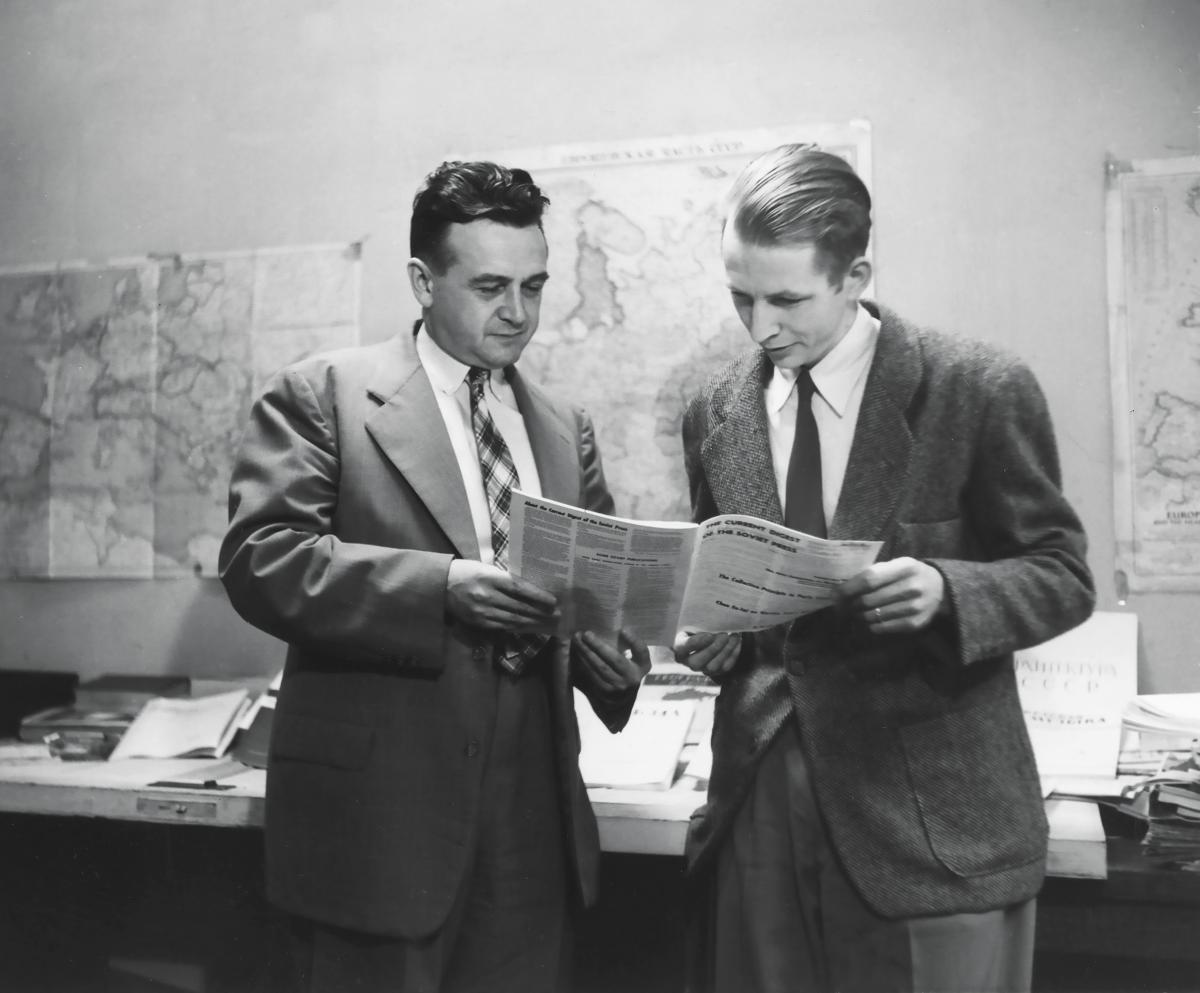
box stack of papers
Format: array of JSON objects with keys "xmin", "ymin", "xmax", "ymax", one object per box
[
  {"xmin": 1116, "ymin": 768, "xmax": 1200, "ymax": 863},
  {"xmin": 1120, "ymin": 693, "xmax": 1200, "ymax": 774},
  {"xmin": 575, "ymin": 689, "xmax": 698, "ymax": 790}
]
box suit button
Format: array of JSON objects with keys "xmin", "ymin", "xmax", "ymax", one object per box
[
  {"xmin": 472, "ymin": 645, "xmax": 487, "ymax": 662},
  {"xmin": 464, "ymin": 739, "xmax": 480, "ymax": 758}
]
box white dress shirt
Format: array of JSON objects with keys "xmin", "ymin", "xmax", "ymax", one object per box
[
  {"xmin": 764, "ymin": 305, "xmax": 880, "ymax": 528},
  {"xmin": 415, "ymin": 328, "xmax": 543, "ymax": 565}
]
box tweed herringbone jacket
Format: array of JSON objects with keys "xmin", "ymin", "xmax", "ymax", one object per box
[{"xmin": 682, "ymin": 302, "xmax": 1095, "ymax": 919}]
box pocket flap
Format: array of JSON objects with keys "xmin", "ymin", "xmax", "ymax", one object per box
[
  {"xmin": 900, "ymin": 705, "xmax": 1045, "ymax": 877},
  {"xmin": 271, "ymin": 712, "xmax": 373, "ymax": 770}
]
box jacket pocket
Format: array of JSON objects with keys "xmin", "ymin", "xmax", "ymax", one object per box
[
  {"xmin": 271, "ymin": 711, "xmax": 374, "ymax": 770},
  {"xmin": 899, "ymin": 705, "xmax": 1046, "ymax": 877}
]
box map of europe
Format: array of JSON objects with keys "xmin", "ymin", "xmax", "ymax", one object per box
[
  {"xmin": 0, "ymin": 245, "xmax": 361, "ymax": 578},
  {"xmin": 1112, "ymin": 161, "xmax": 1200, "ymax": 589},
  {"xmin": 507, "ymin": 124, "xmax": 871, "ymax": 522}
]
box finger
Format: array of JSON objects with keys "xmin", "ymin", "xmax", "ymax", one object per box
[
  {"xmin": 574, "ymin": 634, "xmax": 626, "ymax": 691},
  {"xmin": 857, "ymin": 571, "xmax": 930, "ymax": 616},
  {"xmin": 684, "ymin": 632, "xmax": 735, "ymax": 672},
  {"xmin": 838, "ymin": 565, "xmax": 885, "ymax": 600},
  {"xmin": 487, "ymin": 585, "xmax": 561, "ymax": 621},
  {"xmin": 701, "ymin": 635, "xmax": 741, "ymax": 677},
  {"xmin": 866, "ymin": 601, "xmax": 936, "ymax": 634},
  {"xmin": 500, "ymin": 574, "xmax": 560, "ymax": 611},
  {"xmin": 686, "ymin": 631, "xmax": 730, "ymax": 658},
  {"xmin": 675, "ymin": 630, "xmax": 722, "ymax": 654},
  {"xmin": 844, "ymin": 557, "xmax": 921, "ymax": 599},
  {"xmin": 471, "ymin": 601, "xmax": 556, "ymax": 634},
  {"xmin": 582, "ymin": 631, "xmax": 642, "ymax": 684},
  {"xmin": 617, "ymin": 629, "xmax": 652, "ymax": 674}
]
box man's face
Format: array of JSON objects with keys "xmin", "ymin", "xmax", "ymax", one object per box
[
  {"xmin": 722, "ymin": 228, "xmax": 865, "ymax": 370},
  {"xmin": 412, "ymin": 220, "xmax": 549, "ymax": 369}
]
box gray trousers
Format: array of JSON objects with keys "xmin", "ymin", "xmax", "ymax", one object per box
[{"xmin": 706, "ymin": 719, "xmax": 1036, "ymax": 993}]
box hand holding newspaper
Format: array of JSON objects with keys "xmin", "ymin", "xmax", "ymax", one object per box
[{"xmin": 508, "ymin": 490, "xmax": 882, "ymax": 646}]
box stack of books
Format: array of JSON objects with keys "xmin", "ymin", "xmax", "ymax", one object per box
[{"xmin": 1118, "ymin": 767, "xmax": 1200, "ymax": 863}]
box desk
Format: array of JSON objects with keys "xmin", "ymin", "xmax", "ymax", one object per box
[
  {"xmin": 4, "ymin": 761, "xmax": 1200, "ymax": 993},
  {"xmin": 4, "ymin": 767, "xmax": 1200, "ymax": 993},
  {"xmin": 0, "ymin": 756, "xmax": 701, "ymax": 856},
  {"xmin": 0, "ymin": 757, "xmax": 1100, "ymax": 873}
]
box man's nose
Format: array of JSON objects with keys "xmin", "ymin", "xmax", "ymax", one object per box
[
  {"xmin": 747, "ymin": 303, "xmax": 775, "ymax": 343},
  {"xmin": 498, "ymin": 287, "xmax": 527, "ymax": 327}
]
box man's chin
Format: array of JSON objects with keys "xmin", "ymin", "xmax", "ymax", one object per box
[
  {"xmin": 485, "ymin": 335, "xmax": 533, "ymax": 367},
  {"xmin": 765, "ymin": 348, "xmax": 809, "ymax": 369}
]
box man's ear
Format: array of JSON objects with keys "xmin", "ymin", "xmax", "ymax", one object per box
[
  {"xmin": 844, "ymin": 256, "xmax": 873, "ymax": 300},
  {"xmin": 407, "ymin": 257, "xmax": 435, "ymax": 307}
]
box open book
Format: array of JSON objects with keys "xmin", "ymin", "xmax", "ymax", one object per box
[
  {"xmin": 108, "ymin": 689, "xmax": 252, "ymax": 761},
  {"xmin": 509, "ymin": 490, "xmax": 882, "ymax": 646}
]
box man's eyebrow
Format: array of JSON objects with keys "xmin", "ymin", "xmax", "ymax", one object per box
[
  {"xmin": 468, "ymin": 273, "xmax": 510, "ymax": 286},
  {"xmin": 523, "ymin": 271, "xmax": 550, "ymax": 284}
]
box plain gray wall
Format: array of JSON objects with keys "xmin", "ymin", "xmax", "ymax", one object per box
[{"xmin": 1, "ymin": 0, "xmax": 1198, "ymax": 689}]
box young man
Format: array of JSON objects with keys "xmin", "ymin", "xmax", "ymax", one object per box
[
  {"xmin": 219, "ymin": 160, "xmax": 649, "ymax": 993},
  {"xmin": 676, "ymin": 145, "xmax": 1095, "ymax": 993}
]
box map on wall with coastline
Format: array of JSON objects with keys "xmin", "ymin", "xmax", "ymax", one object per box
[
  {"xmin": 1107, "ymin": 155, "xmax": 1200, "ymax": 591},
  {"xmin": 488, "ymin": 122, "xmax": 872, "ymax": 522},
  {"xmin": 0, "ymin": 244, "xmax": 361, "ymax": 580}
]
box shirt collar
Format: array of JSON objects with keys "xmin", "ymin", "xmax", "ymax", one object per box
[
  {"xmin": 415, "ymin": 323, "xmax": 487, "ymax": 396},
  {"xmin": 765, "ymin": 304, "xmax": 880, "ymax": 417}
]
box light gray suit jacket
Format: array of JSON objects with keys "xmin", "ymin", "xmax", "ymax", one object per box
[
  {"xmin": 219, "ymin": 334, "xmax": 632, "ymax": 939},
  {"xmin": 682, "ymin": 303, "xmax": 1095, "ymax": 919}
]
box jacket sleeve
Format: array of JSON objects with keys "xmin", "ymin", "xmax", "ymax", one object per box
[
  {"xmin": 928, "ymin": 358, "xmax": 1095, "ymax": 665},
  {"xmin": 682, "ymin": 394, "xmax": 719, "ymax": 523},
  {"xmin": 218, "ymin": 365, "xmax": 453, "ymax": 672}
]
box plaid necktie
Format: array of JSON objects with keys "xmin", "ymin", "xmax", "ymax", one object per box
[
  {"xmin": 784, "ymin": 368, "xmax": 826, "ymax": 538},
  {"xmin": 467, "ymin": 367, "xmax": 547, "ymax": 675}
]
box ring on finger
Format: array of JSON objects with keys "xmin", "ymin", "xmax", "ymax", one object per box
[{"xmin": 874, "ymin": 607, "xmax": 883, "ymax": 622}]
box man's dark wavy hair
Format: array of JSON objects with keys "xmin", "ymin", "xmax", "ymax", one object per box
[{"xmin": 410, "ymin": 160, "xmax": 550, "ymax": 272}]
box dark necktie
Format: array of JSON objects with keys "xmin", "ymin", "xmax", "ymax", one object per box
[
  {"xmin": 467, "ymin": 367, "xmax": 546, "ymax": 675},
  {"xmin": 783, "ymin": 368, "xmax": 826, "ymax": 538}
]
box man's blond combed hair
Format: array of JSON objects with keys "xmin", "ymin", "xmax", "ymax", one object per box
[{"xmin": 724, "ymin": 144, "xmax": 872, "ymax": 284}]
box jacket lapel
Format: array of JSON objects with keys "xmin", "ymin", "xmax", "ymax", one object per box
[
  {"xmin": 700, "ymin": 350, "xmax": 783, "ymax": 523},
  {"xmin": 828, "ymin": 305, "xmax": 922, "ymax": 542},
  {"xmin": 363, "ymin": 338, "xmax": 481, "ymax": 560},
  {"xmin": 509, "ymin": 366, "xmax": 578, "ymax": 505}
]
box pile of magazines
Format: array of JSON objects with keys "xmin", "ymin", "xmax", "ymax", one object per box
[
  {"xmin": 1120, "ymin": 764, "xmax": 1200, "ymax": 863},
  {"xmin": 1118, "ymin": 693, "xmax": 1200, "ymax": 776}
]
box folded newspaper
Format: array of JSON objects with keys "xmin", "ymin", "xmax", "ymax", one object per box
[{"xmin": 508, "ymin": 490, "xmax": 882, "ymax": 646}]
